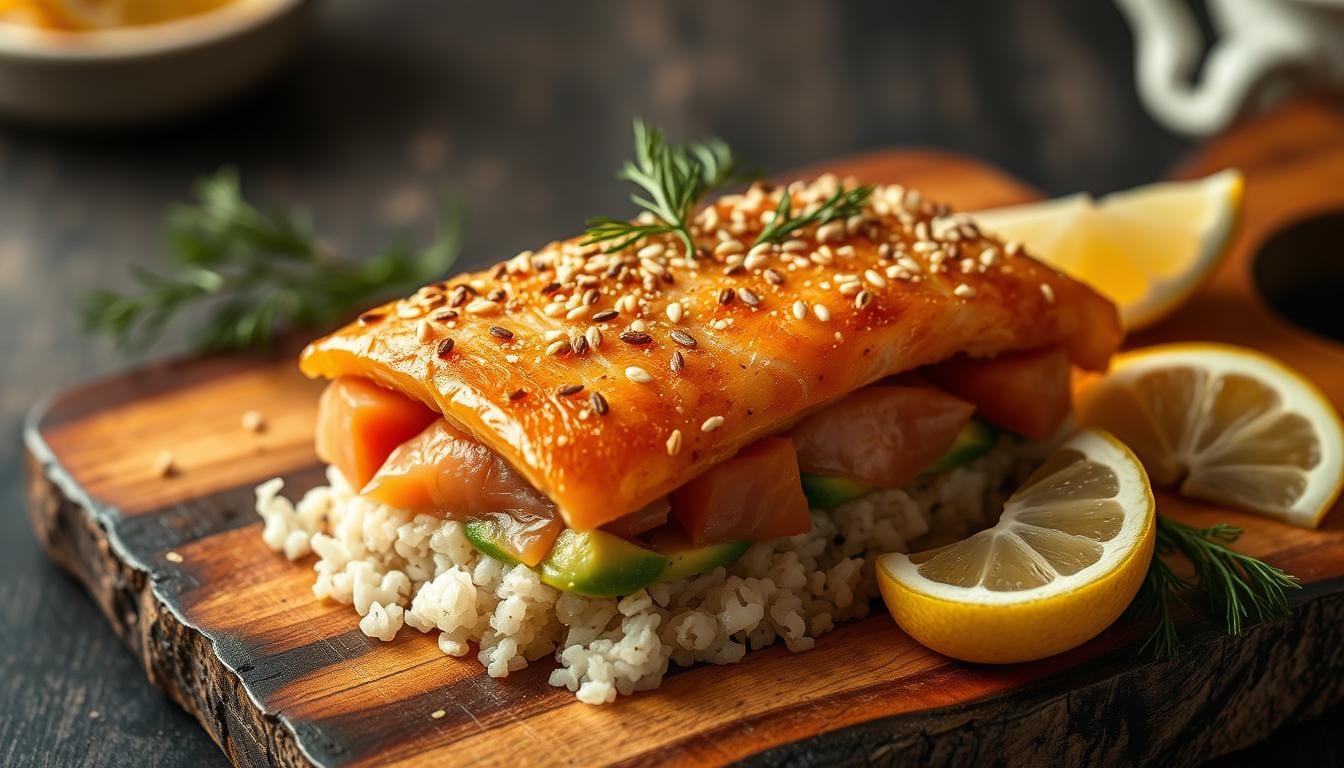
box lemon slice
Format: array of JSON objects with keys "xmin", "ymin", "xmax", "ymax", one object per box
[
  {"xmin": 878, "ymin": 429, "xmax": 1155, "ymax": 663},
  {"xmin": 31, "ymin": 0, "xmax": 230, "ymax": 28},
  {"xmin": 1077, "ymin": 343, "xmax": 1343, "ymax": 528},
  {"xmin": 971, "ymin": 170, "xmax": 1242, "ymax": 331}
]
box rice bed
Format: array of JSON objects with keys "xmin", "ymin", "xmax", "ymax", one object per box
[{"xmin": 256, "ymin": 440, "xmax": 1027, "ymax": 704}]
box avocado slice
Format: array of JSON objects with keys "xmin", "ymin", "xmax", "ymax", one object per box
[
  {"xmin": 801, "ymin": 474, "xmax": 874, "ymax": 509},
  {"xmin": 466, "ymin": 521, "xmax": 668, "ymax": 597},
  {"xmin": 645, "ymin": 528, "xmax": 750, "ymax": 582},
  {"xmin": 923, "ymin": 418, "xmax": 998, "ymax": 475},
  {"xmin": 801, "ymin": 418, "xmax": 998, "ymax": 509},
  {"xmin": 464, "ymin": 517, "xmax": 524, "ymax": 566}
]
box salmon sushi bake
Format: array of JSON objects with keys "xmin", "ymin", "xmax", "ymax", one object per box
[{"xmin": 257, "ymin": 164, "xmax": 1121, "ymax": 703}]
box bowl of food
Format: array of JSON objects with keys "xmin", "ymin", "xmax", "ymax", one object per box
[{"xmin": 0, "ymin": 0, "xmax": 312, "ymax": 124}]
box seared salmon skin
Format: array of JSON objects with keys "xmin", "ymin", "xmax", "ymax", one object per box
[{"xmin": 301, "ymin": 176, "xmax": 1121, "ymax": 531}]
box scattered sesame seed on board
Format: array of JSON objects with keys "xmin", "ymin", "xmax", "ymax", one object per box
[
  {"xmin": 701, "ymin": 415, "xmax": 725, "ymax": 432},
  {"xmin": 545, "ymin": 339, "xmax": 571, "ymax": 357},
  {"xmin": 669, "ymin": 329, "xmax": 697, "ymax": 348},
  {"xmin": 593, "ymin": 309, "xmax": 619, "ymax": 323},
  {"xmin": 620, "ymin": 331, "xmax": 652, "ymax": 345},
  {"xmin": 812, "ymin": 303, "xmax": 832, "ymax": 322},
  {"xmin": 488, "ymin": 325, "xmax": 514, "ymax": 340},
  {"xmin": 241, "ymin": 410, "xmax": 266, "ymax": 433},
  {"xmin": 670, "ymin": 350, "xmax": 685, "ymax": 373},
  {"xmin": 792, "ymin": 300, "xmax": 808, "ymax": 320},
  {"xmin": 153, "ymin": 450, "xmax": 176, "ymax": 478},
  {"xmin": 625, "ymin": 366, "xmax": 654, "ymax": 384},
  {"xmin": 666, "ymin": 302, "xmax": 684, "ymax": 323}
]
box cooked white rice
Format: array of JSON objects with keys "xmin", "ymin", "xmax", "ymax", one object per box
[{"xmin": 256, "ymin": 439, "xmax": 1036, "ymax": 704}]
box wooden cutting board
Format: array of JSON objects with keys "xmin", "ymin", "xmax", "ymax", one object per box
[{"xmin": 24, "ymin": 98, "xmax": 1344, "ymax": 767}]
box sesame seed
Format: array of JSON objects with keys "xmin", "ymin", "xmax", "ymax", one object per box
[
  {"xmin": 640, "ymin": 257, "xmax": 665, "ymax": 276},
  {"xmin": 666, "ymin": 429, "xmax": 683, "ymax": 456},
  {"xmin": 781, "ymin": 239, "xmax": 809, "ymax": 253},
  {"xmin": 565, "ymin": 305, "xmax": 592, "ymax": 321},
  {"xmin": 241, "ymin": 410, "xmax": 265, "ymax": 432},
  {"xmin": 429, "ymin": 308, "xmax": 458, "ymax": 323},
  {"xmin": 637, "ymin": 243, "xmax": 665, "ymax": 259},
  {"xmin": 545, "ymin": 339, "xmax": 571, "ymax": 357},
  {"xmin": 665, "ymin": 302, "xmax": 684, "ymax": 323},
  {"xmin": 619, "ymin": 331, "xmax": 652, "ymax": 345},
  {"xmin": 487, "ymin": 288, "xmax": 506, "ymax": 302},
  {"xmin": 671, "ymin": 350, "xmax": 685, "ymax": 373},
  {"xmin": 592, "ymin": 309, "xmax": 619, "ymax": 323},
  {"xmin": 508, "ymin": 388, "xmax": 527, "ymax": 401},
  {"xmin": 436, "ymin": 338, "xmax": 455, "ymax": 359},
  {"xmin": 166, "ymin": 551, "xmax": 184, "ymax": 563},
  {"xmin": 669, "ymin": 329, "xmax": 697, "ymax": 348},
  {"xmin": 954, "ymin": 283, "xmax": 977, "ymax": 298},
  {"xmin": 1040, "ymin": 283, "xmax": 1055, "ymax": 304},
  {"xmin": 838, "ymin": 282, "xmax": 862, "ymax": 297},
  {"xmin": 153, "ymin": 450, "xmax": 176, "ymax": 478},
  {"xmin": 416, "ymin": 320, "xmax": 436, "ymax": 343},
  {"xmin": 583, "ymin": 288, "xmax": 600, "ymax": 305},
  {"xmin": 358, "ymin": 312, "xmax": 385, "ymax": 326},
  {"xmin": 1006, "ymin": 241, "xmax": 1023, "ymax": 256},
  {"xmin": 488, "ymin": 325, "xmax": 514, "ymax": 341},
  {"xmin": 557, "ymin": 383, "xmax": 584, "ymax": 397},
  {"xmin": 747, "ymin": 242, "xmax": 773, "ymax": 260},
  {"xmin": 864, "ymin": 269, "xmax": 887, "ymax": 288},
  {"xmin": 571, "ymin": 334, "xmax": 589, "ymax": 355},
  {"xmin": 589, "ymin": 391, "xmax": 609, "ymax": 415},
  {"xmin": 448, "ymin": 286, "xmax": 469, "ymax": 306},
  {"xmin": 855, "ymin": 290, "xmax": 873, "ymax": 309},
  {"xmin": 722, "ymin": 264, "xmax": 745, "ymax": 277},
  {"xmin": 625, "ymin": 366, "xmax": 653, "ymax": 384},
  {"xmin": 585, "ymin": 325, "xmax": 603, "ymax": 350},
  {"xmin": 764, "ymin": 268, "xmax": 785, "ymax": 285},
  {"xmin": 813, "ymin": 303, "xmax": 831, "ymax": 322},
  {"xmin": 630, "ymin": 319, "xmax": 648, "ymax": 332},
  {"xmin": 713, "ymin": 240, "xmax": 744, "ymax": 257},
  {"xmin": 543, "ymin": 302, "xmax": 566, "ymax": 318},
  {"xmin": 718, "ymin": 288, "xmax": 736, "ymax": 306},
  {"xmin": 701, "ymin": 415, "xmax": 725, "ymax": 432},
  {"xmin": 743, "ymin": 252, "xmax": 769, "ymax": 270},
  {"xmin": 816, "ymin": 220, "xmax": 846, "ymax": 242},
  {"xmin": 792, "ymin": 300, "xmax": 808, "ymax": 320}
]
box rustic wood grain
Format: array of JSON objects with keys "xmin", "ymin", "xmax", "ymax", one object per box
[{"xmin": 22, "ymin": 102, "xmax": 1344, "ymax": 767}]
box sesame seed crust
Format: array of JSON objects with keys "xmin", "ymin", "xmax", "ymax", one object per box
[{"xmin": 301, "ymin": 174, "xmax": 1121, "ymax": 532}]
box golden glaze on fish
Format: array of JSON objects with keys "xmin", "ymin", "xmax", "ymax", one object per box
[{"xmin": 301, "ymin": 176, "xmax": 1121, "ymax": 530}]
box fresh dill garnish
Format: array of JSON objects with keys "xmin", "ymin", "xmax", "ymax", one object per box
[
  {"xmin": 83, "ymin": 169, "xmax": 461, "ymax": 352},
  {"xmin": 753, "ymin": 183, "xmax": 872, "ymax": 246},
  {"xmin": 582, "ymin": 119, "xmax": 738, "ymax": 258},
  {"xmin": 1130, "ymin": 515, "xmax": 1299, "ymax": 660}
]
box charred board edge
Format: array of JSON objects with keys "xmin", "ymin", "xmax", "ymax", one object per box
[
  {"xmin": 23, "ymin": 409, "xmax": 1344, "ymax": 768},
  {"xmin": 23, "ymin": 443, "xmax": 314, "ymax": 768}
]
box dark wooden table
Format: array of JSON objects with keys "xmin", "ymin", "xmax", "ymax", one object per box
[{"xmin": 1, "ymin": 1, "xmax": 1339, "ymax": 765}]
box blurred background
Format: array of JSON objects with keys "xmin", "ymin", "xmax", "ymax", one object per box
[{"xmin": 0, "ymin": 0, "xmax": 1338, "ymax": 765}]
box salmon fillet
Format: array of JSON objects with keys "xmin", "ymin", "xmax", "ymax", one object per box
[{"xmin": 301, "ymin": 176, "xmax": 1121, "ymax": 531}]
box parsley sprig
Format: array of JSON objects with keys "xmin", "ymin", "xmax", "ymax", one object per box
[
  {"xmin": 582, "ymin": 119, "xmax": 738, "ymax": 257},
  {"xmin": 1130, "ymin": 516, "xmax": 1299, "ymax": 660},
  {"xmin": 753, "ymin": 183, "xmax": 872, "ymax": 246},
  {"xmin": 83, "ymin": 169, "xmax": 460, "ymax": 352}
]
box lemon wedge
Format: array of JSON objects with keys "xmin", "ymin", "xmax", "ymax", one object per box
[
  {"xmin": 971, "ymin": 170, "xmax": 1242, "ymax": 331},
  {"xmin": 878, "ymin": 429, "xmax": 1155, "ymax": 663},
  {"xmin": 1077, "ymin": 343, "xmax": 1343, "ymax": 528}
]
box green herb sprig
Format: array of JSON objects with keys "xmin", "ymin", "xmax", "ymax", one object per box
[
  {"xmin": 753, "ymin": 183, "xmax": 872, "ymax": 246},
  {"xmin": 582, "ymin": 119, "xmax": 738, "ymax": 258},
  {"xmin": 83, "ymin": 169, "xmax": 460, "ymax": 352},
  {"xmin": 1130, "ymin": 515, "xmax": 1299, "ymax": 660}
]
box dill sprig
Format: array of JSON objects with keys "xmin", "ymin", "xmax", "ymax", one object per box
[
  {"xmin": 1130, "ymin": 515, "xmax": 1299, "ymax": 660},
  {"xmin": 582, "ymin": 119, "xmax": 738, "ymax": 258},
  {"xmin": 83, "ymin": 169, "xmax": 461, "ymax": 352},
  {"xmin": 754, "ymin": 183, "xmax": 872, "ymax": 246}
]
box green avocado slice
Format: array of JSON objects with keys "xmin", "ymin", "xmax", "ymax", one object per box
[
  {"xmin": 645, "ymin": 528, "xmax": 750, "ymax": 582},
  {"xmin": 465, "ymin": 521, "xmax": 667, "ymax": 597},
  {"xmin": 923, "ymin": 418, "xmax": 998, "ymax": 475},
  {"xmin": 801, "ymin": 418, "xmax": 998, "ymax": 509}
]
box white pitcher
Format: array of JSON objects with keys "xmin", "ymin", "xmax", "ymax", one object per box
[{"xmin": 1116, "ymin": 0, "xmax": 1344, "ymax": 135}]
